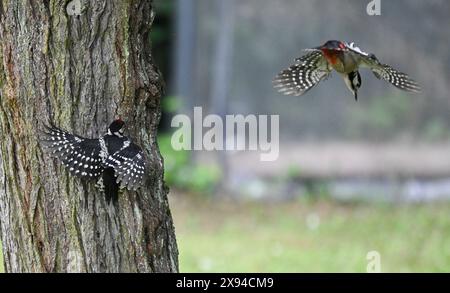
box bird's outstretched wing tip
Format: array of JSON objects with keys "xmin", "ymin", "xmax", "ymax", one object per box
[
  {"xmin": 274, "ymin": 87, "xmax": 306, "ymax": 97},
  {"xmin": 409, "ymin": 85, "xmax": 422, "ymax": 94}
]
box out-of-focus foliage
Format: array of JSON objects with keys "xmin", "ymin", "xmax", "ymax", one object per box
[
  {"xmin": 172, "ymin": 196, "xmax": 450, "ymax": 272},
  {"xmin": 159, "ymin": 134, "xmax": 222, "ymax": 194},
  {"xmin": 151, "ymin": 1, "xmax": 174, "ymax": 43},
  {"xmin": 151, "ymin": 0, "xmax": 175, "ymax": 76},
  {"xmin": 152, "ymin": 0, "xmax": 178, "ymax": 133},
  {"xmin": 162, "ymin": 95, "xmax": 183, "ymax": 114},
  {"xmin": 159, "ymin": 94, "xmax": 223, "ymax": 194}
]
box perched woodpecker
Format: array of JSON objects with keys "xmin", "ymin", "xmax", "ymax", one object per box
[
  {"xmin": 40, "ymin": 119, "xmax": 147, "ymax": 203},
  {"xmin": 274, "ymin": 40, "xmax": 421, "ymax": 100}
]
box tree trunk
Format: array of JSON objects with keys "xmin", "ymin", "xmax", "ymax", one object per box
[{"xmin": 0, "ymin": 0, "xmax": 178, "ymax": 273}]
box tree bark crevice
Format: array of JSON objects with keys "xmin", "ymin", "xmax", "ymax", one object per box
[{"xmin": 0, "ymin": 0, "xmax": 178, "ymax": 273}]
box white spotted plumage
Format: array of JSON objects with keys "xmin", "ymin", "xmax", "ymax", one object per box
[
  {"xmin": 273, "ymin": 51, "xmax": 332, "ymax": 96},
  {"xmin": 103, "ymin": 139, "xmax": 147, "ymax": 191},
  {"xmin": 41, "ymin": 125, "xmax": 103, "ymax": 179},
  {"xmin": 40, "ymin": 121, "xmax": 147, "ymax": 196}
]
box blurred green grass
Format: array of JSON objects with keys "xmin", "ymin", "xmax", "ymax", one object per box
[
  {"xmin": 2, "ymin": 197, "xmax": 450, "ymax": 273},
  {"xmin": 171, "ymin": 196, "xmax": 450, "ymax": 273}
]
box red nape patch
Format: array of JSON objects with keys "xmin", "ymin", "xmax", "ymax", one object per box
[{"xmin": 321, "ymin": 48, "xmax": 339, "ymax": 65}]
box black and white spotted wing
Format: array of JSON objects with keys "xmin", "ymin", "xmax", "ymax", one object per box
[
  {"xmin": 369, "ymin": 63, "xmax": 422, "ymax": 93},
  {"xmin": 346, "ymin": 43, "xmax": 422, "ymax": 93},
  {"xmin": 273, "ymin": 50, "xmax": 332, "ymax": 96},
  {"xmin": 104, "ymin": 143, "xmax": 147, "ymax": 191},
  {"xmin": 41, "ymin": 125, "xmax": 104, "ymax": 179}
]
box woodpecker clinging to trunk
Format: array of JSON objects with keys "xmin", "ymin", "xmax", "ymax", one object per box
[
  {"xmin": 273, "ymin": 40, "xmax": 421, "ymax": 100},
  {"xmin": 40, "ymin": 119, "xmax": 147, "ymax": 203}
]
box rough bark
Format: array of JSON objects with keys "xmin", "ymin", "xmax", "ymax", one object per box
[{"xmin": 0, "ymin": 0, "xmax": 178, "ymax": 273}]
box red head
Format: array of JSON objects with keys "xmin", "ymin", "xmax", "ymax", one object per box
[
  {"xmin": 318, "ymin": 40, "xmax": 347, "ymax": 51},
  {"xmin": 313, "ymin": 40, "xmax": 348, "ymax": 65},
  {"xmin": 109, "ymin": 118, "xmax": 125, "ymax": 136}
]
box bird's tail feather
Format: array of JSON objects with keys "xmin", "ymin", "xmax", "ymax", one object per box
[{"xmin": 102, "ymin": 168, "xmax": 119, "ymax": 204}]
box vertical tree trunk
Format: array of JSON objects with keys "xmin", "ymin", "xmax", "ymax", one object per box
[{"xmin": 0, "ymin": 0, "xmax": 178, "ymax": 273}]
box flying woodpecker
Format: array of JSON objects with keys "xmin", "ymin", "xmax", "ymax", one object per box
[{"xmin": 274, "ymin": 40, "xmax": 421, "ymax": 100}]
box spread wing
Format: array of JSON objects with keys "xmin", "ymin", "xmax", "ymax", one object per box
[
  {"xmin": 40, "ymin": 124, "xmax": 104, "ymax": 179},
  {"xmin": 273, "ymin": 50, "xmax": 332, "ymax": 96},
  {"xmin": 367, "ymin": 61, "xmax": 422, "ymax": 93},
  {"xmin": 345, "ymin": 42, "xmax": 422, "ymax": 93},
  {"xmin": 104, "ymin": 142, "xmax": 147, "ymax": 191}
]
